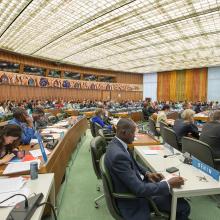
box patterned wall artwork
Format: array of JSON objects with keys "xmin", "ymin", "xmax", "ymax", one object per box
[
  {"xmin": 157, "ymin": 67, "xmax": 207, "ymax": 102},
  {"xmin": 0, "ymin": 71, "xmax": 143, "ymax": 92}
]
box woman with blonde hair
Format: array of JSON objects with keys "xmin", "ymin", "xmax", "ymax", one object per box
[{"xmin": 173, "ymin": 109, "xmax": 199, "ymax": 143}]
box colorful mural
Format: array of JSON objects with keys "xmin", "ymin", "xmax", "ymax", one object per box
[{"xmin": 0, "ymin": 71, "xmax": 143, "ymax": 92}]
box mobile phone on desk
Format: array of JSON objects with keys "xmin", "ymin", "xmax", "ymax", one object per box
[{"xmin": 166, "ymin": 167, "xmax": 179, "ymax": 173}]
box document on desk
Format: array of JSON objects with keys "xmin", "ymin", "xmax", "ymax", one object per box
[
  {"xmin": 141, "ymin": 149, "xmax": 159, "ymax": 155},
  {"xmin": 30, "ymin": 138, "xmax": 38, "ymax": 145},
  {"xmin": 42, "ymin": 128, "xmax": 67, "ymax": 133},
  {"xmin": 3, "ymin": 160, "xmax": 41, "ymax": 175},
  {"xmin": 0, "ymin": 177, "xmax": 26, "ymax": 194},
  {"xmin": 0, "ymin": 187, "xmax": 30, "ymax": 207},
  {"xmin": 30, "ymin": 148, "xmax": 51, "ymax": 158}
]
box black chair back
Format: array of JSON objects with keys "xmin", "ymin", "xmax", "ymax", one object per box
[
  {"xmin": 48, "ymin": 115, "xmax": 57, "ymax": 124},
  {"xmin": 94, "ymin": 122, "xmax": 103, "ymax": 136},
  {"xmin": 159, "ymin": 121, "xmax": 168, "ymax": 140},
  {"xmin": 182, "ymin": 137, "xmax": 215, "ymax": 168},
  {"xmin": 148, "ymin": 117, "xmax": 159, "ymax": 137},
  {"xmin": 89, "ymin": 118, "xmax": 96, "ymax": 137},
  {"xmin": 100, "ymin": 155, "xmax": 123, "ymax": 220},
  {"xmin": 163, "ymin": 127, "xmax": 181, "ymax": 150},
  {"xmin": 90, "ymin": 136, "xmax": 107, "ymax": 180}
]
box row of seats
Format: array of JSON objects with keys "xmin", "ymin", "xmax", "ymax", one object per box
[
  {"xmin": 148, "ymin": 117, "xmax": 220, "ymax": 171},
  {"xmin": 89, "ymin": 119, "xmax": 115, "ymax": 143},
  {"xmin": 0, "ymin": 113, "xmax": 13, "ymax": 122},
  {"xmin": 47, "ymin": 112, "xmax": 68, "ymax": 124}
]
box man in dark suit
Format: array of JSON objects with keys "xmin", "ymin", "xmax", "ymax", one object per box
[
  {"xmin": 105, "ymin": 118, "xmax": 190, "ymax": 220},
  {"xmin": 200, "ymin": 110, "xmax": 220, "ymax": 158}
]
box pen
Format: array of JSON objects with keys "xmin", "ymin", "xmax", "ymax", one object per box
[{"xmin": 179, "ymin": 172, "xmax": 180, "ymax": 177}]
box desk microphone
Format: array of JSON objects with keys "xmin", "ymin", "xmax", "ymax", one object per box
[
  {"xmin": 163, "ymin": 153, "xmax": 181, "ymax": 158},
  {"xmin": 0, "ymin": 193, "xmax": 29, "ymax": 208}
]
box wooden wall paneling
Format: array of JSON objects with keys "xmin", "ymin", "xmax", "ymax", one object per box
[
  {"xmin": 0, "ymin": 50, "xmax": 143, "ymax": 84},
  {"xmin": 0, "ymin": 84, "xmax": 142, "ymax": 102}
]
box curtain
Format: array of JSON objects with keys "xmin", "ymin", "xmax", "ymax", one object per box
[{"xmin": 157, "ymin": 67, "xmax": 207, "ymax": 101}]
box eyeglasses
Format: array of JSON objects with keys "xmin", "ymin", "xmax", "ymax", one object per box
[{"xmin": 196, "ymin": 176, "xmax": 208, "ymax": 182}]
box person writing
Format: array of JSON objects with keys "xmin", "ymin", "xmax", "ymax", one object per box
[
  {"xmin": 8, "ymin": 108, "xmax": 36, "ymax": 144},
  {"xmin": 105, "ymin": 118, "xmax": 190, "ymax": 220},
  {"xmin": 0, "ymin": 124, "xmax": 22, "ymax": 165}
]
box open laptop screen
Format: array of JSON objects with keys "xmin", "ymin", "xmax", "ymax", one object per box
[{"xmin": 35, "ymin": 131, "xmax": 48, "ymax": 163}]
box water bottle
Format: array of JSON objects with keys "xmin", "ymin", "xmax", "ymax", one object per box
[{"xmin": 30, "ymin": 161, "xmax": 38, "ymax": 180}]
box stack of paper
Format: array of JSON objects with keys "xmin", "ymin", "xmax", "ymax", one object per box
[
  {"xmin": 3, "ymin": 160, "xmax": 41, "ymax": 175},
  {"xmin": 0, "ymin": 177, "xmax": 26, "ymax": 194},
  {"xmin": 142, "ymin": 149, "xmax": 159, "ymax": 155},
  {"xmin": 29, "ymin": 148, "xmax": 51, "ymax": 158},
  {"xmin": 0, "ymin": 177, "xmax": 30, "ymax": 207},
  {"xmin": 42, "ymin": 128, "xmax": 66, "ymax": 133},
  {"xmin": 0, "ymin": 188, "xmax": 30, "ymax": 207}
]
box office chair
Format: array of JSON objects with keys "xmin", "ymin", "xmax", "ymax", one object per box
[
  {"xmin": 56, "ymin": 113, "xmax": 63, "ymax": 121},
  {"xmin": 94, "ymin": 122, "xmax": 113, "ymax": 136},
  {"xmin": 148, "ymin": 117, "xmax": 160, "ymax": 138},
  {"xmin": 163, "ymin": 127, "xmax": 181, "ymax": 151},
  {"xmin": 89, "ymin": 118, "xmax": 96, "ymax": 137},
  {"xmin": 99, "ymin": 154, "xmax": 169, "ymax": 220},
  {"xmin": 98, "ymin": 129, "xmax": 115, "ymax": 144},
  {"xmin": 159, "ymin": 121, "xmax": 169, "ymax": 143},
  {"xmin": 167, "ymin": 111, "xmax": 179, "ymax": 120},
  {"xmin": 182, "ymin": 137, "xmax": 220, "ymax": 208},
  {"xmin": 48, "ymin": 115, "xmax": 57, "ymax": 124},
  {"xmin": 182, "ymin": 137, "xmax": 215, "ymax": 168},
  {"xmin": 90, "ymin": 136, "xmax": 107, "ymax": 208}
]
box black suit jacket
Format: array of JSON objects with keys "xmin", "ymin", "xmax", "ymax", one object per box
[
  {"xmin": 173, "ymin": 119, "xmax": 199, "ymax": 142},
  {"xmin": 200, "ymin": 121, "xmax": 220, "ymax": 158},
  {"xmin": 105, "ymin": 137, "xmax": 169, "ymax": 220}
]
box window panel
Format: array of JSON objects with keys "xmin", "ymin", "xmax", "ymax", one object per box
[{"xmin": 0, "ymin": 60, "xmax": 19, "ymax": 73}]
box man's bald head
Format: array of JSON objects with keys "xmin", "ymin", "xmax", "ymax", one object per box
[{"xmin": 116, "ymin": 118, "xmax": 136, "ymax": 144}]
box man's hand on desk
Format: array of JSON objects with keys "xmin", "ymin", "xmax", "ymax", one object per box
[
  {"xmin": 146, "ymin": 173, "xmax": 164, "ymax": 182},
  {"xmin": 168, "ymin": 177, "xmax": 184, "ymax": 188}
]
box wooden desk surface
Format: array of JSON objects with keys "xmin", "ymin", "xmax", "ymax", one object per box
[
  {"xmin": 83, "ymin": 111, "xmax": 95, "ymax": 118},
  {"xmin": 128, "ymin": 133, "xmax": 160, "ymax": 148},
  {"xmin": 113, "ymin": 112, "xmax": 130, "ymax": 118},
  {"xmin": 44, "ymin": 108, "xmax": 61, "ymax": 116},
  {"xmin": 194, "ymin": 115, "xmax": 209, "ymax": 122},
  {"xmin": 64, "ymin": 109, "xmax": 79, "ymax": 116},
  {"xmin": 0, "ymin": 120, "xmax": 8, "ymax": 127},
  {"xmin": 0, "ymin": 116, "xmax": 88, "ymax": 194}
]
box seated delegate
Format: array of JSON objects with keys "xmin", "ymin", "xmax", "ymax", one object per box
[
  {"xmin": 173, "ymin": 109, "xmax": 199, "ymax": 143},
  {"xmin": 8, "ymin": 108, "xmax": 36, "ymax": 145},
  {"xmin": 105, "ymin": 118, "xmax": 190, "ymax": 220},
  {"xmin": 92, "ymin": 108, "xmax": 112, "ymax": 130},
  {"xmin": 32, "ymin": 107, "xmax": 48, "ymax": 130},
  {"xmin": 156, "ymin": 104, "xmax": 172, "ymax": 131},
  {"xmin": 200, "ymin": 110, "xmax": 220, "ymax": 159},
  {"xmin": 0, "ymin": 124, "xmax": 22, "ymax": 165}
]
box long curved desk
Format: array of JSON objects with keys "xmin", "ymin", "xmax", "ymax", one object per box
[{"xmin": 0, "ymin": 116, "xmax": 88, "ymax": 195}]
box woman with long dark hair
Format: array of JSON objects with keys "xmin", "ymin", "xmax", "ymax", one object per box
[{"xmin": 0, "ymin": 124, "xmax": 22, "ymax": 165}]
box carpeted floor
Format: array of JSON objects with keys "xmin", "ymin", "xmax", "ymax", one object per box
[{"xmin": 56, "ymin": 130, "xmax": 220, "ymax": 220}]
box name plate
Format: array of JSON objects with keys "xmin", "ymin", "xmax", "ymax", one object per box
[{"xmin": 192, "ymin": 156, "xmax": 220, "ymax": 181}]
